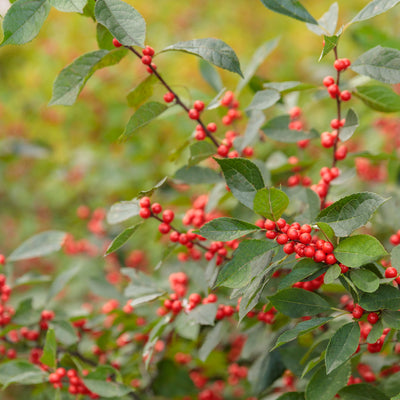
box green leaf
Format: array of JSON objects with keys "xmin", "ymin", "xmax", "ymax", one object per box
[
  {"xmin": 126, "ymin": 74, "xmax": 157, "ymax": 108},
  {"xmin": 216, "ymin": 157, "xmax": 265, "ymax": 209},
  {"xmin": 96, "ymin": 23, "xmax": 114, "ymax": 50},
  {"xmin": 317, "ymin": 222, "xmax": 336, "ymax": 244},
  {"xmin": 339, "ymin": 108, "xmax": 359, "ymax": 142},
  {"xmin": 246, "ymin": 89, "xmax": 281, "ymax": 111},
  {"xmin": 40, "ymin": 328, "xmax": 57, "ymax": 369},
  {"xmin": 367, "ymin": 318, "xmax": 383, "ymax": 343},
  {"xmin": 339, "ymin": 383, "xmax": 390, "ymax": 400},
  {"xmin": 47, "ymin": 265, "xmax": 81, "ymax": 301},
  {"xmin": 187, "ymin": 303, "xmax": 217, "ymax": 326},
  {"xmin": 130, "ymin": 293, "xmax": 165, "ymax": 307},
  {"xmin": 199, "ymin": 59, "xmax": 223, "ymax": 92},
  {"xmin": 198, "ymin": 217, "xmax": 260, "ymax": 241},
  {"xmin": 51, "ymin": 320, "xmax": 78, "ymax": 346},
  {"xmin": 174, "ymin": 313, "xmax": 199, "ymax": 341},
  {"xmin": 382, "ymin": 310, "xmax": 400, "ymax": 329},
  {"xmin": 107, "ymin": 199, "xmax": 140, "ymax": 224},
  {"xmin": 49, "ymin": 49, "xmax": 127, "ymax": 106},
  {"xmin": 253, "ymin": 187, "xmax": 290, "ymax": 220},
  {"xmin": 316, "ymin": 192, "xmax": 387, "ymax": 237},
  {"xmin": 162, "ymin": 38, "xmax": 243, "ymax": 77},
  {"xmin": 8, "ymin": 230, "xmax": 67, "ymax": 261},
  {"xmin": 262, "ymin": 115, "xmax": 319, "ymax": 143},
  {"xmin": 334, "ymin": 234, "xmax": 388, "ymax": 268},
  {"xmin": 351, "ymin": 46, "xmax": 400, "ymax": 84},
  {"xmin": 278, "ymin": 259, "xmax": 325, "ymax": 290},
  {"xmin": 325, "ymin": 322, "xmax": 360, "ymax": 374},
  {"xmin": 188, "ymin": 141, "xmax": 215, "ymax": 166},
  {"xmin": 83, "ymin": 366, "xmax": 132, "ymax": 398},
  {"xmin": 268, "ymin": 288, "xmax": 331, "ymax": 318},
  {"xmin": 235, "ymin": 110, "xmax": 266, "ymax": 152},
  {"xmin": 12, "ymin": 298, "xmax": 40, "ymax": 325},
  {"xmin": 105, "ymin": 224, "xmax": 142, "ymax": 255},
  {"xmin": 350, "ymin": 269, "xmax": 380, "ymax": 292},
  {"xmin": 88, "ymin": 275, "xmax": 125, "ymax": 302},
  {"xmin": 264, "ymin": 81, "xmax": 314, "ymax": 93},
  {"xmin": 319, "ymin": 35, "xmax": 339, "ymax": 61},
  {"xmin": 153, "ymin": 360, "xmax": 196, "ymax": 397},
  {"xmin": 324, "ymin": 264, "xmax": 341, "ymax": 284},
  {"xmin": 359, "ymin": 284, "xmax": 400, "ymax": 311},
  {"xmin": 120, "ymin": 101, "xmax": 168, "ymax": 141},
  {"xmin": 198, "ymin": 322, "xmax": 227, "ymax": 361},
  {"xmin": 215, "ymin": 239, "xmax": 279, "ymax": 288},
  {"xmin": 306, "ymin": 2, "xmax": 339, "ymax": 36},
  {"xmin": 391, "ymin": 245, "xmax": 400, "ymax": 270},
  {"xmin": 137, "ymin": 176, "xmax": 168, "ymax": 197},
  {"xmin": 276, "ymin": 394, "xmax": 305, "ymax": 400},
  {"xmin": 94, "ymin": 0, "xmax": 146, "ymax": 47},
  {"xmin": 354, "ymin": 85, "xmax": 400, "ymax": 112},
  {"xmin": 259, "ymin": 0, "xmax": 317, "ymax": 24},
  {"xmin": 383, "ymin": 372, "xmax": 400, "ymax": 397},
  {"xmin": 174, "ymin": 165, "xmax": 221, "ymax": 184},
  {"xmin": 0, "ymin": 360, "xmax": 47, "ymax": 388},
  {"xmin": 1, "ymin": 0, "xmax": 50, "ymax": 47},
  {"xmin": 49, "ymin": 0, "xmax": 87, "ymax": 13},
  {"xmin": 237, "ymin": 37, "xmax": 280, "ymax": 92},
  {"xmin": 273, "ymin": 317, "xmax": 332, "ymax": 349},
  {"xmin": 305, "ymin": 362, "xmax": 351, "ymax": 400},
  {"xmin": 350, "ymin": 0, "xmax": 400, "ymax": 24}
]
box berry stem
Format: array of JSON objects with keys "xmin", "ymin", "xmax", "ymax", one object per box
[{"xmin": 126, "ymin": 46, "xmax": 220, "ymax": 148}]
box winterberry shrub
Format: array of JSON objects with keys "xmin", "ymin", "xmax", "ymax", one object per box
[{"xmin": 1, "ymin": 0, "xmax": 400, "ymax": 400}]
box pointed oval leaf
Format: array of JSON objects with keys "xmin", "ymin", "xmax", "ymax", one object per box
[
  {"xmin": 339, "ymin": 108, "xmax": 359, "ymax": 141},
  {"xmin": 306, "ymin": 2, "xmax": 338, "ymax": 36},
  {"xmin": 96, "ymin": 23, "xmax": 114, "ymax": 50},
  {"xmin": 273, "ymin": 317, "xmax": 332, "ymax": 349},
  {"xmin": 391, "ymin": 245, "xmax": 400, "ymax": 270},
  {"xmin": 254, "ymin": 187, "xmax": 289, "ymax": 220},
  {"xmin": 120, "ymin": 101, "xmax": 168, "ymax": 141},
  {"xmin": 49, "ymin": 0, "xmax": 87, "ymax": 13},
  {"xmin": 319, "ymin": 35, "xmax": 339, "ymax": 61},
  {"xmin": 246, "ymin": 89, "xmax": 281, "ymax": 111},
  {"xmin": 105, "ymin": 224, "xmax": 142, "ymax": 255},
  {"xmin": 306, "ymin": 362, "xmax": 351, "ymax": 400},
  {"xmin": 162, "ymin": 38, "xmax": 243, "ymax": 77},
  {"xmin": 382, "ymin": 310, "xmax": 400, "ymax": 329},
  {"xmin": 268, "ymin": 288, "xmax": 331, "ymax": 318},
  {"xmin": 367, "ymin": 318, "xmax": 384, "ymax": 343},
  {"xmin": 359, "ymin": 284, "xmax": 400, "ymax": 311},
  {"xmin": 259, "ymin": 0, "xmax": 317, "ymax": 24},
  {"xmin": 198, "ymin": 322, "xmax": 227, "ymax": 362},
  {"xmin": 94, "ymin": 0, "xmax": 146, "ymax": 47},
  {"xmin": 278, "ymin": 259, "xmax": 325, "ymax": 290},
  {"xmin": 352, "ymin": 46, "xmax": 400, "ymax": 84},
  {"xmin": 174, "ymin": 165, "xmax": 221, "ymax": 184},
  {"xmin": 187, "ymin": 303, "xmax": 217, "ymax": 326},
  {"xmin": 325, "ymin": 322, "xmax": 360, "ymax": 374},
  {"xmin": 40, "ymin": 328, "xmax": 57, "ymax": 368},
  {"xmin": 198, "ymin": 217, "xmax": 260, "ymax": 241},
  {"xmin": 216, "ymin": 157, "xmax": 265, "ymax": 209},
  {"xmin": 130, "ymin": 293, "xmax": 165, "ymax": 307},
  {"xmin": 1, "ymin": 0, "xmax": 50, "ymax": 47},
  {"xmin": 316, "ymin": 192, "xmax": 387, "ymax": 237},
  {"xmin": 262, "ymin": 115, "xmax": 319, "ymax": 142},
  {"xmin": 49, "ymin": 49, "xmax": 127, "ymax": 106},
  {"xmin": 8, "ymin": 230, "xmax": 67, "ymax": 262},
  {"xmin": 350, "ymin": 0, "xmax": 400, "ymax": 24},
  {"xmin": 338, "ymin": 383, "xmax": 390, "ymax": 400},
  {"xmin": 51, "ymin": 320, "xmax": 78, "ymax": 346},
  {"xmin": 107, "ymin": 199, "xmax": 140, "ymax": 224},
  {"xmin": 188, "ymin": 141, "xmax": 215, "ymax": 166},
  {"xmin": 350, "ymin": 269, "xmax": 379, "ymax": 292},
  {"xmin": 334, "ymin": 234, "xmax": 388, "ymax": 268},
  {"xmin": 354, "ymin": 85, "xmax": 400, "ymax": 113},
  {"xmin": 126, "ymin": 74, "xmax": 157, "ymax": 108},
  {"xmin": 199, "ymin": 59, "xmax": 223, "ymax": 92},
  {"xmin": 324, "ymin": 264, "xmax": 341, "ymax": 284},
  {"xmin": 215, "ymin": 239, "xmax": 279, "ymax": 288},
  {"xmin": 0, "ymin": 360, "xmax": 47, "ymax": 388}
]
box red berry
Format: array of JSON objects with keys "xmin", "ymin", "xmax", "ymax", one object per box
[
  {"xmin": 264, "ymin": 219, "xmax": 276, "ymax": 230},
  {"xmin": 352, "ymin": 304, "xmax": 364, "ymax": 319},
  {"xmin": 207, "ymin": 122, "xmax": 217, "ymax": 132},
  {"xmin": 162, "ymin": 209, "xmax": 174, "ymax": 223},
  {"xmin": 266, "ymin": 231, "xmax": 277, "ymax": 239},
  {"xmin": 299, "ymin": 233, "xmax": 312, "ymax": 244},
  {"xmin": 139, "ymin": 208, "xmax": 151, "ymax": 219},
  {"xmin": 287, "ymin": 228, "xmax": 299, "ymax": 241},
  {"xmin": 142, "ymin": 46, "xmax": 155, "ymax": 56},
  {"xmin": 277, "ymin": 218, "xmax": 286, "ymax": 229},
  {"xmin": 158, "ymin": 223, "xmax": 171, "ymax": 234},
  {"xmin": 141, "ymin": 55, "xmax": 152, "ymax": 65},
  {"xmin": 321, "ymin": 132, "xmax": 335, "ymax": 148},
  {"xmin": 112, "ymin": 38, "xmax": 122, "ymax": 48},
  {"xmin": 151, "ymin": 203, "xmax": 162, "ymax": 214},
  {"xmin": 334, "ymin": 59, "xmax": 346, "ymax": 71},
  {"xmin": 339, "ymin": 263, "xmax": 349, "ymax": 273},
  {"xmin": 195, "ymin": 129, "xmax": 206, "ymax": 141},
  {"xmin": 314, "ymin": 250, "xmax": 326, "ymax": 263},
  {"xmin": 335, "ymin": 145, "xmax": 348, "ymax": 161},
  {"xmin": 322, "ymin": 242, "xmax": 334, "ymax": 254},
  {"xmin": 217, "ymin": 145, "xmax": 229, "ymax": 157},
  {"xmin": 325, "ymin": 253, "xmax": 336, "ymax": 265},
  {"xmin": 276, "ymin": 234, "xmax": 289, "ymax": 245},
  {"xmin": 304, "ymin": 246, "xmax": 315, "ymax": 258},
  {"xmin": 283, "ymin": 242, "xmax": 295, "ymax": 254},
  {"xmin": 0, "ymin": 255, "xmax": 5, "ymax": 265},
  {"xmin": 385, "ymin": 267, "xmax": 398, "ymax": 279},
  {"xmin": 169, "ymin": 231, "xmax": 180, "ymax": 242},
  {"xmin": 323, "ymin": 76, "xmax": 335, "ymax": 87},
  {"xmin": 330, "ymin": 119, "xmax": 341, "ymax": 129},
  {"xmin": 340, "ymin": 90, "xmax": 351, "ymax": 101},
  {"xmin": 188, "ymin": 109, "xmax": 199, "ymax": 120},
  {"xmin": 163, "ymin": 92, "xmax": 175, "ymax": 103},
  {"xmin": 139, "ymin": 196, "xmax": 151, "ymax": 208},
  {"xmin": 367, "ymin": 312, "xmax": 379, "ymax": 325},
  {"xmin": 327, "ymin": 84, "xmax": 340, "ymax": 97},
  {"xmin": 193, "ymin": 100, "xmax": 205, "ymax": 112}
]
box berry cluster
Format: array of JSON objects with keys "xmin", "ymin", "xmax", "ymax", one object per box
[
  {"xmin": 286, "ymin": 155, "xmax": 312, "ymax": 188},
  {"xmin": 310, "ymin": 165, "xmax": 340, "ymax": 201},
  {"xmin": 288, "ymin": 106, "xmax": 310, "ymax": 149},
  {"xmin": 262, "ymin": 218, "xmax": 337, "ymax": 264},
  {"xmin": 0, "ymin": 274, "xmax": 13, "ymax": 327}
]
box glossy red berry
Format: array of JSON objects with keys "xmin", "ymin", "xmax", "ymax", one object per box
[
  {"xmin": 139, "ymin": 208, "xmax": 151, "ymax": 219},
  {"xmin": 276, "ymin": 234, "xmax": 289, "ymax": 245},
  {"xmin": 162, "ymin": 210, "xmax": 174, "ymax": 223},
  {"xmin": 217, "ymin": 145, "xmax": 229, "ymax": 157},
  {"xmin": 299, "ymin": 233, "xmax": 312, "ymax": 244},
  {"xmin": 340, "ymin": 90, "xmax": 352, "ymax": 101},
  {"xmin": 207, "ymin": 122, "xmax": 217, "ymax": 132},
  {"xmin": 352, "ymin": 304, "xmax": 364, "ymax": 319},
  {"xmin": 264, "ymin": 219, "xmax": 276, "ymax": 230},
  {"xmin": 325, "ymin": 253, "xmax": 337, "ymax": 265},
  {"xmin": 193, "ymin": 100, "xmax": 205, "ymax": 112},
  {"xmin": 188, "ymin": 109, "xmax": 199, "ymax": 120},
  {"xmin": 139, "ymin": 196, "xmax": 151, "ymax": 208},
  {"xmin": 339, "ymin": 263, "xmax": 349, "ymax": 273},
  {"xmin": 323, "ymin": 76, "xmax": 335, "ymax": 87},
  {"xmin": 151, "ymin": 203, "xmax": 162, "ymax": 214},
  {"xmin": 314, "ymin": 250, "xmax": 326, "ymax": 263},
  {"xmin": 112, "ymin": 38, "xmax": 122, "ymax": 48},
  {"xmin": 385, "ymin": 267, "xmax": 398, "ymax": 279},
  {"xmin": 334, "ymin": 59, "xmax": 346, "ymax": 71},
  {"xmin": 163, "ymin": 92, "xmax": 175, "ymax": 103},
  {"xmin": 367, "ymin": 312, "xmax": 379, "ymax": 325},
  {"xmin": 335, "ymin": 145, "xmax": 348, "ymax": 161},
  {"xmin": 141, "ymin": 55, "xmax": 152, "ymax": 65},
  {"xmin": 322, "ymin": 242, "xmax": 334, "ymax": 254},
  {"xmin": 304, "ymin": 246, "xmax": 315, "ymax": 258},
  {"xmin": 142, "ymin": 46, "xmax": 155, "ymax": 56},
  {"xmin": 158, "ymin": 223, "xmax": 171, "ymax": 234},
  {"xmin": 327, "ymin": 84, "xmax": 340, "ymax": 98}
]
